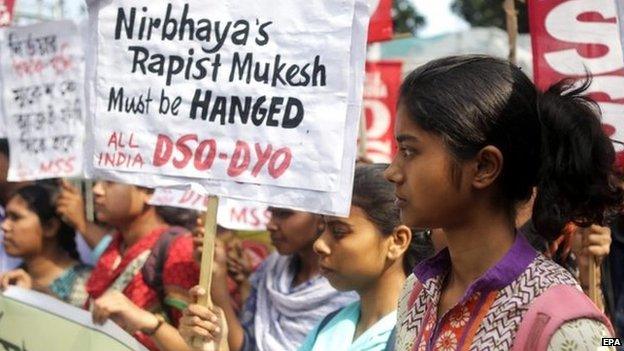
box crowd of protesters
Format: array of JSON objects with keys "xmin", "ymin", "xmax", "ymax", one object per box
[{"xmin": 1, "ymin": 55, "xmax": 624, "ymax": 350}]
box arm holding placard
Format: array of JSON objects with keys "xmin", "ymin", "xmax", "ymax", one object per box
[
  {"xmin": 92, "ymin": 290, "xmax": 214, "ymax": 351},
  {"xmin": 56, "ymin": 179, "xmax": 110, "ymax": 249},
  {"xmin": 91, "ymin": 220, "xmax": 208, "ymax": 350},
  {"xmin": 180, "ymin": 286, "xmax": 229, "ymax": 351},
  {"xmin": 188, "ymin": 215, "xmax": 242, "ymax": 351}
]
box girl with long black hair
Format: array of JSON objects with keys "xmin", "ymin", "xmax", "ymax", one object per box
[{"xmin": 385, "ymin": 55, "xmax": 622, "ymax": 350}]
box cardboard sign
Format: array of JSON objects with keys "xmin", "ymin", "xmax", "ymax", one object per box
[
  {"xmin": 363, "ymin": 61, "xmax": 401, "ymax": 163},
  {"xmin": 0, "ymin": 287, "xmax": 148, "ymax": 351},
  {"xmin": 0, "ymin": 0, "xmax": 15, "ymax": 138},
  {"xmin": 1, "ymin": 20, "xmax": 85, "ymax": 181},
  {"xmin": 86, "ymin": 0, "xmax": 369, "ymax": 216},
  {"xmin": 218, "ymin": 198, "xmax": 270, "ymax": 231},
  {"xmin": 618, "ymin": 0, "xmax": 624, "ymax": 58},
  {"xmin": 529, "ymin": 0, "xmax": 624, "ymax": 164},
  {"xmin": 91, "ymin": 0, "xmax": 367, "ymax": 193},
  {"xmin": 368, "ymin": 0, "xmax": 393, "ymax": 43},
  {"xmin": 0, "ymin": 0, "xmax": 14, "ymax": 27},
  {"xmin": 149, "ymin": 187, "xmax": 270, "ymax": 231}
]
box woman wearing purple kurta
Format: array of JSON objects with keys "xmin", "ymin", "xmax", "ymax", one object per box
[{"xmin": 385, "ymin": 55, "xmax": 619, "ymax": 350}]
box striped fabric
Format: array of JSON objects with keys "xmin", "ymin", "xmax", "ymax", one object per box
[{"xmin": 395, "ymin": 235, "xmax": 579, "ymax": 351}]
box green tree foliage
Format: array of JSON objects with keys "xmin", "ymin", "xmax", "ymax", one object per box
[
  {"xmin": 393, "ymin": 0, "xmax": 426, "ymax": 35},
  {"xmin": 451, "ymin": 0, "xmax": 529, "ymax": 33}
]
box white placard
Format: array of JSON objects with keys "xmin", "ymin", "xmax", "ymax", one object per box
[
  {"xmin": 618, "ymin": 0, "xmax": 624, "ymax": 58},
  {"xmin": 1, "ymin": 20, "xmax": 85, "ymax": 181},
  {"xmin": 86, "ymin": 0, "xmax": 369, "ymax": 217},
  {"xmin": 218, "ymin": 197, "xmax": 270, "ymax": 231},
  {"xmin": 1, "ymin": 287, "xmax": 148, "ymax": 351},
  {"xmin": 149, "ymin": 186, "xmax": 270, "ymax": 231},
  {"xmin": 92, "ymin": 0, "xmax": 361, "ymax": 193}
]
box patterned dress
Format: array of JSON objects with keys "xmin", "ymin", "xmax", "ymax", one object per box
[
  {"xmin": 48, "ymin": 263, "xmax": 91, "ymax": 307},
  {"xmin": 394, "ymin": 234, "xmax": 612, "ymax": 351},
  {"xmin": 85, "ymin": 226, "xmax": 199, "ymax": 351}
]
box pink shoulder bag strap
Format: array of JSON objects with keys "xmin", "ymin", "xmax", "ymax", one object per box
[{"xmin": 512, "ymin": 284, "xmax": 614, "ymax": 351}]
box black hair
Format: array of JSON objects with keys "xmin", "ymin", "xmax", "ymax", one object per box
[
  {"xmin": 399, "ymin": 55, "xmax": 623, "ymax": 240},
  {"xmin": 0, "ymin": 139, "xmax": 8, "ymax": 157},
  {"xmin": 352, "ymin": 163, "xmax": 434, "ymax": 273},
  {"xmin": 13, "ymin": 184, "xmax": 80, "ymax": 260},
  {"xmin": 155, "ymin": 206, "xmax": 199, "ymax": 231}
]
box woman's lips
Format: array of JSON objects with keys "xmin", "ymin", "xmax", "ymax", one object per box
[
  {"xmin": 395, "ymin": 195, "xmax": 408, "ymax": 208},
  {"xmin": 269, "ymin": 235, "xmax": 285, "ymax": 244},
  {"xmin": 2, "ymin": 238, "xmax": 15, "ymax": 249}
]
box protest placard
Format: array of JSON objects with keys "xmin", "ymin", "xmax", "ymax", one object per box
[
  {"xmin": 618, "ymin": 0, "xmax": 624, "ymax": 58},
  {"xmin": 529, "ymin": 0, "xmax": 624, "ymax": 163},
  {"xmin": 363, "ymin": 61, "xmax": 401, "ymax": 163},
  {"xmin": 87, "ymin": 0, "xmax": 369, "ymax": 217},
  {"xmin": 149, "ymin": 186, "xmax": 270, "ymax": 230},
  {"xmin": 0, "ymin": 287, "xmax": 147, "ymax": 351},
  {"xmin": 148, "ymin": 185, "xmax": 208, "ymax": 211},
  {"xmin": 1, "ymin": 20, "xmax": 85, "ymax": 181},
  {"xmin": 0, "ymin": 0, "xmax": 15, "ymax": 138},
  {"xmin": 368, "ymin": 0, "xmax": 393, "ymax": 43},
  {"xmin": 91, "ymin": 0, "xmax": 362, "ymax": 193},
  {"xmin": 0, "ymin": 0, "xmax": 14, "ymax": 27}
]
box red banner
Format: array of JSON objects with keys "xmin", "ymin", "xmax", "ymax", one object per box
[
  {"xmin": 0, "ymin": 0, "xmax": 15, "ymax": 27},
  {"xmin": 363, "ymin": 61, "xmax": 402, "ymax": 163},
  {"xmin": 528, "ymin": 0, "xmax": 624, "ymax": 167},
  {"xmin": 368, "ymin": 0, "xmax": 393, "ymax": 43}
]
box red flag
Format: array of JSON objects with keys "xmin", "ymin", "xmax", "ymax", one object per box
[
  {"xmin": 528, "ymin": 0, "xmax": 624, "ymax": 169},
  {"xmin": 362, "ymin": 61, "xmax": 402, "ymax": 163},
  {"xmin": 368, "ymin": 0, "xmax": 393, "ymax": 43},
  {"xmin": 0, "ymin": 0, "xmax": 15, "ymax": 27}
]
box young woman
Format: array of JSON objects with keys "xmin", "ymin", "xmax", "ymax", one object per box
[
  {"xmin": 0, "ymin": 184, "xmax": 91, "ymax": 307},
  {"xmin": 299, "ymin": 163, "xmax": 433, "ymax": 351},
  {"xmin": 384, "ymin": 55, "xmax": 622, "ymax": 350},
  {"xmin": 0, "ymin": 139, "xmax": 29, "ymax": 273},
  {"xmin": 86, "ymin": 180, "xmax": 200, "ymax": 351},
  {"xmin": 181, "ymin": 208, "xmax": 358, "ymax": 351}
]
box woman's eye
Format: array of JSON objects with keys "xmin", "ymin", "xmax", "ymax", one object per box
[
  {"xmin": 330, "ymin": 224, "xmax": 350, "ymax": 238},
  {"xmin": 399, "ymin": 147, "xmax": 414, "ymax": 157},
  {"xmin": 270, "ymin": 210, "xmax": 293, "ymax": 219}
]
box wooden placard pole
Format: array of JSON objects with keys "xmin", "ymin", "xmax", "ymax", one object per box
[
  {"xmin": 565, "ymin": 224, "xmax": 601, "ymax": 307},
  {"xmin": 197, "ymin": 195, "xmax": 219, "ymax": 307},
  {"xmin": 588, "ymin": 255, "xmax": 600, "ymax": 307},
  {"xmin": 85, "ymin": 179, "xmax": 95, "ymax": 222},
  {"xmin": 579, "ymin": 225, "xmax": 600, "ymax": 307},
  {"xmin": 503, "ymin": 0, "xmax": 519, "ymax": 64},
  {"xmin": 192, "ymin": 195, "xmax": 220, "ymax": 350},
  {"xmin": 358, "ymin": 110, "xmax": 368, "ymax": 159}
]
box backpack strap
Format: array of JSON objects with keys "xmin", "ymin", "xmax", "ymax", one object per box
[
  {"xmin": 512, "ymin": 284, "xmax": 614, "ymax": 351},
  {"xmin": 141, "ymin": 226, "xmax": 187, "ymax": 316}
]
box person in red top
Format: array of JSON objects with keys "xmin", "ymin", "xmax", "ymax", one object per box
[{"xmin": 85, "ymin": 180, "xmax": 203, "ymax": 351}]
